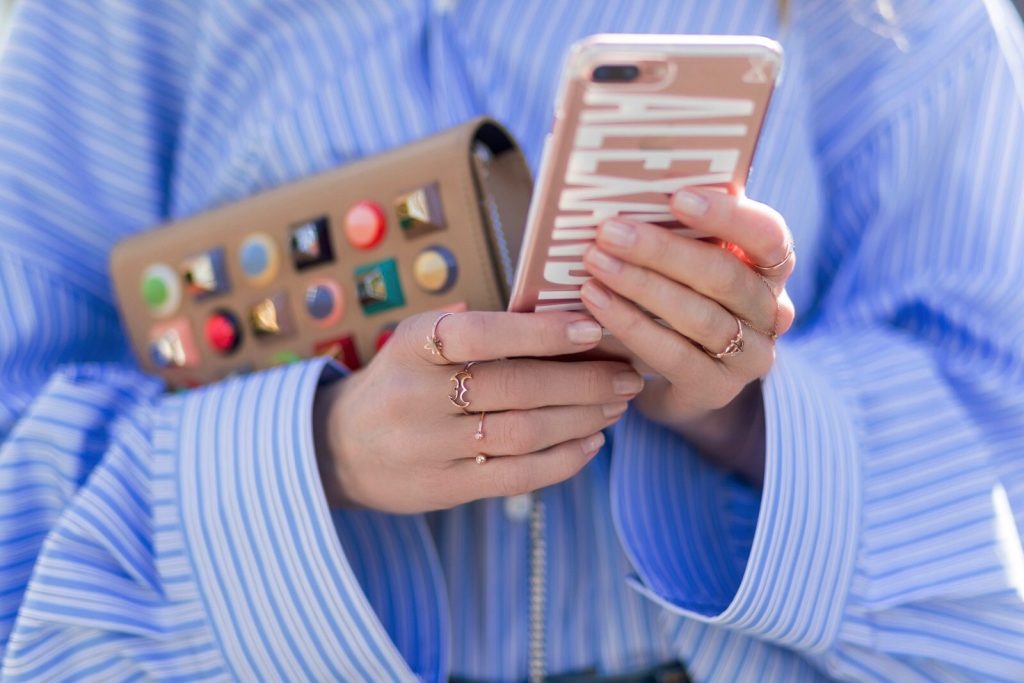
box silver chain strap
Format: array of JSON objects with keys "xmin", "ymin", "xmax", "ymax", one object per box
[{"xmin": 528, "ymin": 493, "xmax": 546, "ymax": 683}]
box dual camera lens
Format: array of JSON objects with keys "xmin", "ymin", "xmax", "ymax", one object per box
[{"xmin": 591, "ymin": 64, "xmax": 640, "ymax": 83}]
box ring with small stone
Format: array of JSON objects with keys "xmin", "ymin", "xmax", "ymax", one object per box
[{"xmin": 704, "ymin": 317, "xmax": 744, "ymax": 360}]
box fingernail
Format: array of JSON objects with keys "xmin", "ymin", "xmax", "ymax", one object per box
[
  {"xmin": 567, "ymin": 320, "xmax": 602, "ymax": 344},
  {"xmin": 672, "ymin": 190, "xmax": 709, "ymax": 216},
  {"xmin": 614, "ymin": 371, "xmax": 644, "ymax": 396},
  {"xmin": 584, "ymin": 432, "xmax": 606, "ymax": 455},
  {"xmin": 602, "ymin": 401, "xmax": 629, "ymax": 418},
  {"xmin": 599, "ymin": 221, "xmax": 636, "ymax": 247},
  {"xmin": 581, "ymin": 281, "xmax": 611, "ymax": 309},
  {"xmin": 587, "ymin": 247, "xmax": 622, "ymax": 274}
]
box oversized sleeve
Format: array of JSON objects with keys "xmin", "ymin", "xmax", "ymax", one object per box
[
  {"xmin": 0, "ymin": 3, "xmax": 447, "ymax": 680},
  {"xmin": 609, "ymin": 3, "xmax": 1024, "ymax": 681}
]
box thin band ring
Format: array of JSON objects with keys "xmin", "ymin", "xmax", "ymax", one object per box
[
  {"xmin": 752, "ymin": 241, "xmax": 794, "ymax": 276},
  {"xmin": 424, "ymin": 311, "xmax": 455, "ymax": 363},
  {"xmin": 704, "ymin": 317, "xmax": 744, "ymax": 360},
  {"xmin": 475, "ymin": 412, "xmax": 486, "ymax": 442}
]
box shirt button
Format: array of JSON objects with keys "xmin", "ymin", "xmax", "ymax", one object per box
[{"xmin": 504, "ymin": 494, "xmax": 532, "ymax": 521}]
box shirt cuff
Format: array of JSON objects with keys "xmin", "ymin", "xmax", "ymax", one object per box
[
  {"xmin": 152, "ymin": 358, "xmax": 448, "ymax": 682},
  {"xmin": 611, "ymin": 341, "xmax": 862, "ymax": 653}
]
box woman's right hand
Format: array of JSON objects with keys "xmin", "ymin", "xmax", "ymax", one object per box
[{"xmin": 313, "ymin": 311, "xmax": 644, "ymax": 513}]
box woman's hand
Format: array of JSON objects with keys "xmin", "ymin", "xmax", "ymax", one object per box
[
  {"xmin": 313, "ymin": 311, "xmax": 644, "ymax": 513},
  {"xmin": 579, "ymin": 188, "xmax": 796, "ymax": 485}
]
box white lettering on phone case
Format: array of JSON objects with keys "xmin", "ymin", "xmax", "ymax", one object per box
[{"xmin": 538, "ymin": 91, "xmax": 753, "ymax": 310}]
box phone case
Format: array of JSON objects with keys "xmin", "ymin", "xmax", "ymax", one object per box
[
  {"xmin": 508, "ymin": 34, "xmax": 782, "ymax": 313},
  {"xmin": 110, "ymin": 117, "xmax": 532, "ymax": 389}
]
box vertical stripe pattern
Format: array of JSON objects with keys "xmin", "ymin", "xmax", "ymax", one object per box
[{"xmin": 2, "ymin": 1, "xmax": 1024, "ymax": 681}]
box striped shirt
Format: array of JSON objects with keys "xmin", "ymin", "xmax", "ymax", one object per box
[{"xmin": 2, "ymin": 0, "xmax": 1024, "ymax": 680}]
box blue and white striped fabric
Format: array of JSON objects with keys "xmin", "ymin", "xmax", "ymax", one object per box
[{"xmin": 2, "ymin": 0, "xmax": 1024, "ymax": 680}]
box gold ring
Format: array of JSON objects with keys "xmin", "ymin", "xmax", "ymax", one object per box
[
  {"xmin": 752, "ymin": 241, "xmax": 794, "ymax": 276},
  {"xmin": 704, "ymin": 317, "xmax": 744, "ymax": 360},
  {"xmin": 424, "ymin": 311, "xmax": 455, "ymax": 363},
  {"xmin": 449, "ymin": 361, "xmax": 477, "ymax": 412}
]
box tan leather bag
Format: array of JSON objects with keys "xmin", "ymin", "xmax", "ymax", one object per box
[{"xmin": 110, "ymin": 118, "xmax": 531, "ymax": 389}]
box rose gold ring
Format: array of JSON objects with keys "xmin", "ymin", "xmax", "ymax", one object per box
[
  {"xmin": 704, "ymin": 317, "xmax": 744, "ymax": 360},
  {"xmin": 449, "ymin": 361, "xmax": 477, "ymax": 413},
  {"xmin": 424, "ymin": 311, "xmax": 455, "ymax": 363},
  {"xmin": 475, "ymin": 412, "xmax": 486, "ymax": 442},
  {"xmin": 752, "ymin": 241, "xmax": 794, "ymax": 276}
]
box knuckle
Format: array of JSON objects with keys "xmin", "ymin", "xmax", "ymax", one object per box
[
  {"xmin": 708, "ymin": 251, "xmax": 742, "ymax": 298},
  {"xmin": 691, "ymin": 301, "xmax": 723, "ymax": 341},
  {"xmin": 453, "ymin": 311, "xmax": 486, "ymax": 359},
  {"xmin": 492, "ymin": 363, "xmax": 521, "ymax": 405},
  {"xmin": 640, "ymin": 222, "xmax": 670, "ymax": 261},
  {"xmin": 560, "ymin": 441, "xmax": 592, "ymax": 478},
  {"xmin": 498, "ymin": 411, "xmax": 535, "ymax": 453},
  {"xmin": 493, "ymin": 466, "xmax": 531, "ymax": 497},
  {"xmin": 580, "ymin": 365, "xmax": 608, "ymax": 399}
]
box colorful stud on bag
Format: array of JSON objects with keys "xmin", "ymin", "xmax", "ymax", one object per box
[
  {"xmin": 413, "ymin": 245, "xmax": 458, "ymax": 294},
  {"xmin": 271, "ymin": 350, "xmax": 302, "ymax": 366},
  {"xmin": 314, "ymin": 335, "xmax": 361, "ymax": 370},
  {"xmin": 140, "ymin": 263, "xmax": 181, "ymax": 318},
  {"xmin": 354, "ymin": 259, "xmax": 405, "ymax": 315},
  {"xmin": 238, "ymin": 233, "xmax": 280, "ymax": 285},
  {"xmin": 344, "ymin": 201, "xmax": 387, "ymax": 249},
  {"xmin": 148, "ymin": 318, "xmax": 199, "ymax": 368},
  {"xmin": 181, "ymin": 248, "xmax": 231, "ymax": 298},
  {"xmin": 395, "ymin": 183, "xmax": 446, "ymax": 238},
  {"xmin": 304, "ymin": 278, "xmax": 344, "ymax": 327},
  {"xmin": 204, "ymin": 309, "xmax": 242, "ymax": 354},
  {"xmin": 289, "ymin": 217, "xmax": 334, "ymax": 270},
  {"xmin": 375, "ymin": 323, "xmax": 397, "ymax": 351},
  {"xmin": 249, "ymin": 291, "xmax": 295, "ymax": 337}
]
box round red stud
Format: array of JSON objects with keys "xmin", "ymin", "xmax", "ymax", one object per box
[
  {"xmin": 344, "ymin": 201, "xmax": 387, "ymax": 249},
  {"xmin": 205, "ymin": 310, "xmax": 241, "ymax": 353}
]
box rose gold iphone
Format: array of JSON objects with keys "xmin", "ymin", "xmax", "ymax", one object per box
[{"xmin": 508, "ymin": 34, "xmax": 782, "ymax": 313}]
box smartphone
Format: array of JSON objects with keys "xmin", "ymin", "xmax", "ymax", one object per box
[{"xmin": 508, "ymin": 34, "xmax": 782, "ymax": 313}]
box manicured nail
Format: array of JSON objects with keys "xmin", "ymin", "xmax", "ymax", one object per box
[
  {"xmin": 587, "ymin": 247, "xmax": 622, "ymax": 274},
  {"xmin": 581, "ymin": 281, "xmax": 611, "ymax": 309},
  {"xmin": 584, "ymin": 432, "xmax": 606, "ymax": 455},
  {"xmin": 602, "ymin": 402, "xmax": 629, "ymax": 418},
  {"xmin": 614, "ymin": 371, "xmax": 644, "ymax": 396},
  {"xmin": 566, "ymin": 319, "xmax": 603, "ymax": 344},
  {"xmin": 599, "ymin": 221, "xmax": 636, "ymax": 247},
  {"xmin": 672, "ymin": 190, "xmax": 709, "ymax": 216}
]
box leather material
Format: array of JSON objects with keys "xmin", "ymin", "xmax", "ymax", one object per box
[{"xmin": 110, "ymin": 118, "xmax": 531, "ymax": 388}]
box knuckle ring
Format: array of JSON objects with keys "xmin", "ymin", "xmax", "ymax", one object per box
[
  {"xmin": 752, "ymin": 241, "xmax": 795, "ymax": 276},
  {"xmin": 449, "ymin": 361, "xmax": 477, "ymax": 413},
  {"xmin": 425, "ymin": 311, "xmax": 455, "ymax": 363},
  {"xmin": 703, "ymin": 317, "xmax": 745, "ymax": 360}
]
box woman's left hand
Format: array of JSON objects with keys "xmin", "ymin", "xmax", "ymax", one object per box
[{"xmin": 580, "ymin": 188, "xmax": 796, "ymax": 485}]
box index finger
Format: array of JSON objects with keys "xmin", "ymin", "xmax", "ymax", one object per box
[
  {"xmin": 404, "ymin": 310, "xmax": 605, "ymax": 365},
  {"xmin": 669, "ymin": 189, "xmax": 795, "ymax": 281}
]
